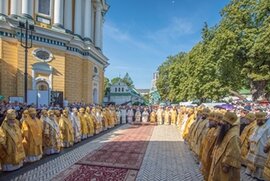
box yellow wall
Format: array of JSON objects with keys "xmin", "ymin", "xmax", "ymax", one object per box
[
  {"xmin": 82, "ymin": 60, "xmax": 93, "ymax": 103},
  {"xmin": 99, "ymin": 67, "xmax": 104, "ymax": 103},
  {"xmin": 65, "ymin": 54, "xmax": 83, "ymax": 103},
  {"xmin": 48, "ymin": 48, "xmax": 65, "ymax": 93},
  {"xmin": 0, "ymin": 38, "xmax": 105, "ymax": 104},
  {"xmin": 1, "ymin": 40, "xmax": 18, "ymax": 98}
]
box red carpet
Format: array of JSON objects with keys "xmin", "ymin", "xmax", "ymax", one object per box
[
  {"xmin": 53, "ymin": 165, "xmax": 137, "ymax": 181},
  {"xmin": 53, "ymin": 125, "xmax": 154, "ymax": 181}
]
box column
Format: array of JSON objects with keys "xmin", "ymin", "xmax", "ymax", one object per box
[
  {"xmin": 95, "ymin": 3, "xmax": 102, "ymax": 48},
  {"xmin": 64, "ymin": 0, "xmax": 72, "ymax": 32},
  {"xmin": 22, "ymin": 0, "xmax": 34, "ymax": 19},
  {"xmin": 10, "ymin": 0, "xmax": 18, "ymax": 16},
  {"xmin": 0, "ymin": 0, "xmax": 8, "ymax": 15},
  {"xmin": 74, "ymin": 0, "xmax": 82, "ymax": 37},
  {"xmin": 84, "ymin": 0, "xmax": 92, "ymax": 41},
  {"xmin": 54, "ymin": 0, "xmax": 64, "ymax": 27},
  {"xmin": 100, "ymin": 16, "xmax": 103, "ymax": 49}
]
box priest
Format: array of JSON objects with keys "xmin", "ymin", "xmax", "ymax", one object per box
[
  {"xmin": 22, "ymin": 108, "xmax": 43, "ymax": 162},
  {"xmin": 0, "ymin": 109, "xmax": 25, "ymax": 171}
]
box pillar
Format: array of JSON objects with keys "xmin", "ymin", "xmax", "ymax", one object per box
[
  {"xmin": 22, "ymin": 0, "xmax": 34, "ymax": 19},
  {"xmin": 74, "ymin": 0, "xmax": 82, "ymax": 37},
  {"xmin": 54, "ymin": 0, "xmax": 64, "ymax": 27},
  {"xmin": 0, "ymin": 0, "xmax": 8, "ymax": 15},
  {"xmin": 95, "ymin": 3, "xmax": 102, "ymax": 48},
  {"xmin": 64, "ymin": 0, "xmax": 72, "ymax": 32},
  {"xmin": 10, "ymin": 0, "xmax": 19, "ymax": 16},
  {"xmin": 84, "ymin": 0, "xmax": 92, "ymax": 41}
]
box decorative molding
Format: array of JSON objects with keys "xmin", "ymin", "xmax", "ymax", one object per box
[{"xmin": 32, "ymin": 48, "xmax": 54, "ymax": 62}]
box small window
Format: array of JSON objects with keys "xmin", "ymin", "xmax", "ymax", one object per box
[
  {"xmin": 94, "ymin": 67, "xmax": 98, "ymax": 74},
  {"xmin": 38, "ymin": 0, "xmax": 51, "ymax": 16},
  {"xmin": 118, "ymin": 88, "xmax": 121, "ymax": 92},
  {"xmin": 115, "ymin": 88, "xmax": 117, "ymax": 92},
  {"xmin": 122, "ymin": 88, "xmax": 124, "ymax": 92}
]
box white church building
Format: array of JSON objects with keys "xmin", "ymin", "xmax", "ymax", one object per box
[{"xmin": 103, "ymin": 80, "xmax": 144, "ymax": 105}]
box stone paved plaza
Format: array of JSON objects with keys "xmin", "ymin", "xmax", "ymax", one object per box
[{"xmin": 0, "ymin": 124, "xmax": 257, "ymax": 181}]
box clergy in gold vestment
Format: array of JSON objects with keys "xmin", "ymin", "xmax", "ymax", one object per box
[
  {"xmin": 177, "ymin": 108, "xmax": 185, "ymax": 128},
  {"xmin": 263, "ymin": 138, "xmax": 270, "ymax": 180},
  {"xmin": 192, "ymin": 108, "xmax": 210, "ymax": 159},
  {"xmin": 78, "ymin": 108, "xmax": 88, "ymax": 140},
  {"xmin": 85, "ymin": 107, "xmax": 95, "ymax": 136},
  {"xmin": 91, "ymin": 107, "xmax": 102, "ymax": 134},
  {"xmin": 240, "ymin": 113, "xmax": 256, "ymax": 166},
  {"xmin": 208, "ymin": 112, "xmax": 241, "ymax": 181},
  {"xmin": 20, "ymin": 109, "xmax": 29, "ymax": 124},
  {"xmin": 101, "ymin": 108, "xmax": 109, "ymax": 130},
  {"xmin": 156, "ymin": 107, "xmax": 164, "ymax": 125},
  {"xmin": 170, "ymin": 107, "xmax": 178, "ymax": 125},
  {"xmin": 59, "ymin": 110, "xmax": 74, "ymax": 147},
  {"xmin": 164, "ymin": 107, "xmax": 171, "ymax": 125},
  {"xmin": 22, "ymin": 108, "xmax": 43, "ymax": 162},
  {"xmin": 54, "ymin": 110, "xmax": 61, "ymax": 124},
  {"xmin": 110, "ymin": 107, "xmax": 117, "ymax": 127},
  {"xmin": 246, "ymin": 112, "xmax": 270, "ymax": 180},
  {"xmin": 0, "ymin": 109, "xmax": 25, "ymax": 171},
  {"xmin": 43, "ymin": 110, "xmax": 62, "ymax": 155},
  {"xmin": 200, "ymin": 112, "xmax": 221, "ymax": 181},
  {"xmin": 106, "ymin": 108, "xmax": 114, "ymax": 128},
  {"xmin": 182, "ymin": 109, "xmax": 195, "ymax": 140},
  {"xmin": 71, "ymin": 108, "xmax": 81, "ymax": 143},
  {"xmin": 186, "ymin": 109, "xmax": 202, "ymax": 150},
  {"xmin": 150, "ymin": 110, "xmax": 157, "ymax": 123}
]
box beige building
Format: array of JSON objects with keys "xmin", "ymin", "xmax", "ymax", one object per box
[{"xmin": 0, "ymin": 0, "xmax": 109, "ymax": 106}]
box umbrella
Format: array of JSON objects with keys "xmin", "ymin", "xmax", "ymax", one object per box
[{"xmin": 215, "ymin": 104, "xmax": 235, "ymax": 110}]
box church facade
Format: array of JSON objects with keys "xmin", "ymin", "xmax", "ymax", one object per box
[{"xmin": 0, "ymin": 0, "xmax": 109, "ymax": 106}]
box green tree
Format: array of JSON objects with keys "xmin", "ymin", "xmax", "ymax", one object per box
[
  {"xmin": 104, "ymin": 77, "xmax": 111, "ymax": 96},
  {"xmin": 111, "ymin": 77, "xmax": 122, "ymax": 85},
  {"xmin": 217, "ymin": 0, "xmax": 270, "ymax": 100}
]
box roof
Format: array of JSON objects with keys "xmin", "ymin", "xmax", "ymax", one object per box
[
  {"xmin": 109, "ymin": 93, "xmax": 132, "ymax": 96},
  {"xmin": 137, "ymin": 89, "xmax": 150, "ymax": 94}
]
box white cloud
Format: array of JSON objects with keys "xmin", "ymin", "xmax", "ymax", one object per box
[
  {"xmin": 104, "ymin": 22, "xmax": 165, "ymax": 56},
  {"xmin": 146, "ymin": 17, "xmax": 194, "ymax": 45}
]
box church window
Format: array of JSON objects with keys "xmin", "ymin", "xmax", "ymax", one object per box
[
  {"xmin": 36, "ymin": 0, "xmax": 52, "ymax": 25},
  {"xmin": 38, "ymin": 0, "xmax": 51, "ymax": 15}
]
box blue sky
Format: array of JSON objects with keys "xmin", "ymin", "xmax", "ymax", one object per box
[{"xmin": 103, "ymin": 0, "xmax": 230, "ymax": 89}]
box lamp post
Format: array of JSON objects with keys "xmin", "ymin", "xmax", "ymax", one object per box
[{"xmin": 18, "ymin": 19, "xmax": 34, "ymax": 103}]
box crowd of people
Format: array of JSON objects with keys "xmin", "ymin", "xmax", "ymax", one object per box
[
  {"xmin": 1, "ymin": 100, "xmax": 270, "ymax": 181},
  {"xmin": 179, "ymin": 105, "xmax": 270, "ymax": 181},
  {"xmin": 0, "ymin": 102, "xmax": 125, "ymax": 172}
]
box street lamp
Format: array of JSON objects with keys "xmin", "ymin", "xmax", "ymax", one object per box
[{"xmin": 18, "ymin": 19, "xmax": 34, "ymax": 103}]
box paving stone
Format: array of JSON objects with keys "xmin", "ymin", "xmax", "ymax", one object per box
[
  {"xmin": 3, "ymin": 124, "xmax": 259, "ymax": 181},
  {"xmin": 136, "ymin": 125, "xmax": 257, "ymax": 181},
  {"xmin": 7, "ymin": 125, "xmax": 129, "ymax": 181}
]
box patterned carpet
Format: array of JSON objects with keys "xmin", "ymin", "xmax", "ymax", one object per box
[{"xmin": 53, "ymin": 125, "xmax": 154, "ymax": 181}]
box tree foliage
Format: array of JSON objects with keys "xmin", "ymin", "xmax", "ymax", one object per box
[
  {"xmin": 104, "ymin": 77, "xmax": 111, "ymax": 96},
  {"xmin": 156, "ymin": 0, "xmax": 270, "ymax": 102}
]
